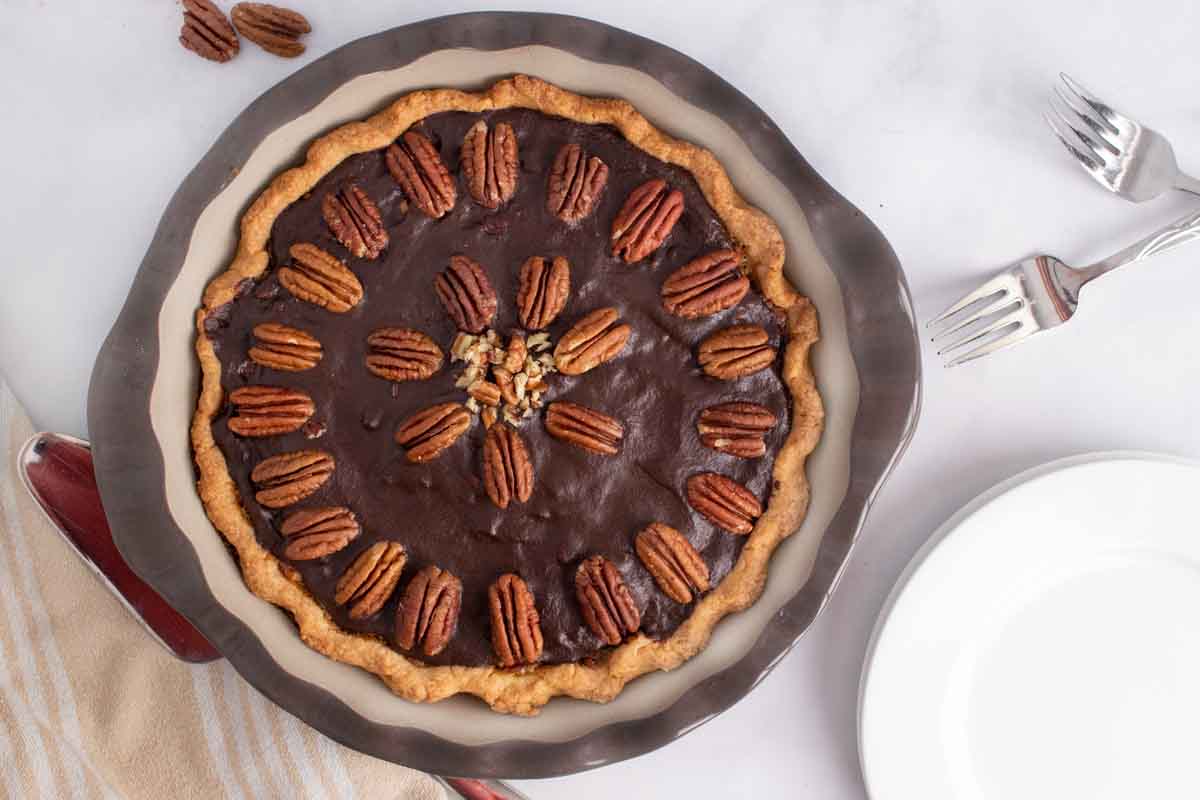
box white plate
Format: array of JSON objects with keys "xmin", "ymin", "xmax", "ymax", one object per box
[{"xmin": 859, "ymin": 453, "xmax": 1200, "ymax": 799}]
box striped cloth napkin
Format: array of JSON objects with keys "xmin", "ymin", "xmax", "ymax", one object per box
[{"xmin": 0, "ymin": 378, "xmax": 445, "ymax": 800}]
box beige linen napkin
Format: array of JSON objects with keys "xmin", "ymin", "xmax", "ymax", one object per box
[{"xmin": 0, "ymin": 378, "xmax": 445, "ymax": 800}]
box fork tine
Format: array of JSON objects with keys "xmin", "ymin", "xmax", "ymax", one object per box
[
  {"xmin": 930, "ymin": 294, "xmax": 1021, "ymax": 342},
  {"xmin": 1053, "ymin": 85, "xmax": 1120, "ymax": 147},
  {"xmin": 1048, "ymin": 101, "xmax": 1116, "ymax": 166},
  {"xmin": 1043, "ymin": 112, "xmax": 1105, "ymax": 173},
  {"xmin": 944, "ymin": 322, "xmax": 1036, "ymax": 367},
  {"xmin": 926, "ymin": 276, "xmax": 1011, "ymax": 328},
  {"xmin": 937, "ymin": 313, "xmax": 1023, "ymax": 356},
  {"xmin": 1059, "ymin": 73, "xmax": 1126, "ymax": 129}
]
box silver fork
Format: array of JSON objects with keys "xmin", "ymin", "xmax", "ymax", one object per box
[
  {"xmin": 930, "ymin": 207, "xmax": 1200, "ymax": 365},
  {"xmin": 1045, "ymin": 73, "xmax": 1200, "ymax": 201}
]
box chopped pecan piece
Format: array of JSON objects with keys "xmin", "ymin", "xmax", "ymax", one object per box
[
  {"xmin": 461, "ymin": 120, "xmax": 519, "ymax": 209},
  {"xmin": 574, "ymin": 555, "xmax": 640, "ymax": 646},
  {"xmin": 468, "ymin": 380, "xmax": 502, "ymax": 407},
  {"xmin": 435, "ymin": 255, "xmax": 498, "ymax": 333},
  {"xmin": 335, "ymin": 541, "xmax": 407, "ymax": 619},
  {"xmin": 250, "ymin": 449, "xmax": 333, "ymax": 508},
  {"xmin": 661, "ymin": 250, "xmax": 750, "ymax": 318},
  {"xmin": 489, "ymin": 573, "xmax": 543, "ymax": 667},
  {"xmin": 395, "ymin": 565, "xmax": 462, "ymax": 656},
  {"xmin": 386, "ymin": 131, "xmax": 456, "ymax": 218},
  {"xmin": 611, "ymin": 179, "xmax": 684, "ymax": 263},
  {"xmin": 179, "ymin": 0, "xmax": 239, "ymax": 63},
  {"xmin": 515, "ymin": 256, "xmax": 571, "ymax": 330},
  {"xmin": 553, "ymin": 308, "xmax": 631, "ymax": 376},
  {"xmin": 545, "ymin": 402, "xmax": 624, "ymax": 455},
  {"xmin": 279, "ymin": 243, "xmax": 363, "ymax": 313},
  {"xmin": 482, "ymin": 424, "xmax": 534, "ymax": 509},
  {"xmin": 230, "ymin": 2, "xmax": 310, "ymax": 58},
  {"xmin": 321, "ymin": 184, "xmax": 387, "ymax": 259},
  {"xmin": 547, "ymin": 144, "xmax": 609, "ymax": 222},
  {"xmin": 502, "ymin": 332, "xmax": 527, "ymax": 374},
  {"xmin": 227, "ymin": 386, "xmax": 314, "ymax": 437},
  {"xmin": 393, "ymin": 403, "xmax": 471, "ymax": 463},
  {"xmin": 279, "ymin": 506, "xmax": 359, "ymax": 561},
  {"xmin": 697, "ymin": 324, "xmax": 777, "ymax": 380},
  {"xmin": 635, "ymin": 523, "xmax": 710, "ymax": 604},
  {"xmin": 697, "ymin": 401, "xmax": 778, "ymax": 458},
  {"xmin": 249, "ymin": 323, "xmax": 322, "ymax": 371},
  {"xmin": 365, "ymin": 327, "xmax": 443, "ymax": 382},
  {"xmin": 686, "ymin": 473, "xmax": 763, "ymax": 535}
]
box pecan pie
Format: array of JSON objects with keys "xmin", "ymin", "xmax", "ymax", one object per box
[{"xmin": 192, "ymin": 75, "xmax": 823, "ymax": 715}]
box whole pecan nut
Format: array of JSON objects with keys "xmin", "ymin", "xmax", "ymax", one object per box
[
  {"xmin": 249, "ymin": 322, "xmax": 322, "ymax": 371},
  {"xmin": 395, "ymin": 565, "xmax": 462, "ymax": 656},
  {"xmin": 461, "ymin": 120, "xmax": 519, "ymax": 209},
  {"xmin": 697, "ymin": 324, "xmax": 777, "ymax": 380},
  {"xmin": 227, "ymin": 385, "xmax": 314, "ymax": 437},
  {"xmin": 661, "ymin": 249, "xmax": 750, "ymax": 318},
  {"xmin": 230, "ymin": 2, "xmax": 310, "ymax": 58},
  {"xmin": 697, "ymin": 401, "xmax": 778, "ymax": 458},
  {"xmin": 386, "ymin": 131, "xmax": 456, "ymax": 218},
  {"xmin": 279, "ymin": 506, "xmax": 359, "ymax": 561},
  {"xmin": 574, "ymin": 555, "xmax": 641, "ymax": 646},
  {"xmin": 279, "ymin": 243, "xmax": 363, "ymax": 313},
  {"xmin": 611, "ymin": 179, "xmax": 684, "ymax": 263},
  {"xmin": 179, "ymin": 0, "xmax": 239, "ymax": 63},
  {"xmin": 365, "ymin": 327, "xmax": 443, "ymax": 382},
  {"xmin": 489, "ymin": 573, "xmax": 543, "ymax": 667},
  {"xmin": 393, "ymin": 403, "xmax": 471, "ymax": 462},
  {"xmin": 547, "ymin": 144, "xmax": 609, "ymax": 223},
  {"xmin": 553, "ymin": 307, "xmax": 631, "ymax": 376},
  {"xmin": 335, "ymin": 541, "xmax": 407, "ymax": 619},
  {"xmin": 635, "ymin": 522, "xmax": 710, "ymax": 604},
  {"xmin": 251, "ymin": 449, "xmax": 334, "ymax": 508},
  {"xmin": 686, "ymin": 473, "xmax": 763, "ymax": 535},
  {"xmin": 545, "ymin": 402, "xmax": 624, "ymax": 455},
  {"xmin": 321, "ymin": 184, "xmax": 387, "ymax": 259},
  {"xmin": 516, "ymin": 256, "xmax": 570, "ymax": 330},
  {"xmin": 435, "ymin": 255, "xmax": 498, "ymax": 333},
  {"xmin": 482, "ymin": 424, "xmax": 534, "ymax": 509}
]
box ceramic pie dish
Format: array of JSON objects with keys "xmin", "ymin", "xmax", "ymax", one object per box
[{"xmin": 88, "ymin": 12, "xmax": 919, "ymax": 776}]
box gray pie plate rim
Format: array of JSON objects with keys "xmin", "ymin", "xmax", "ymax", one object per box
[{"xmin": 87, "ymin": 11, "xmax": 921, "ymax": 779}]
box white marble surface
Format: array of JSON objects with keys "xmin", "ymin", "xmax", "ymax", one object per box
[{"xmin": 5, "ymin": 1, "xmax": 1200, "ymax": 797}]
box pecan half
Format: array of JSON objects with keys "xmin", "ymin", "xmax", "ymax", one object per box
[
  {"xmin": 461, "ymin": 120, "xmax": 518, "ymax": 209},
  {"xmin": 393, "ymin": 403, "xmax": 471, "ymax": 462},
  {"xmin": 386, "ymin": 131, "xmax": 456, "ymax": 218},
  {"xmin": 321, "ymin": 184, "xmax": 387, "ymax": 259},
  {"xmin": 435, "ymin": 255, "xmax": 497, "ymax": 333},
  {"xmin": 335, "ymin": 541, "xmax": 407, "ymax": 619},
  {"xmin": 574, "ymin": 555, "xmax": 640, "ymax": 646},
  {"xmin": 516, "ymin": 256, "xmax": 570, "ymax": 330},
  {"xmin": 279, "ymin": 506, "xmax": 359, "ymax": 561},
  {"xmin": 547, "ymin": 144, "xmax": 609, "ymax": 222},
  {"xmin": 249, "ymin": 322, "xmax": 322, "ymax": 371},
  {"xmin": 545, "ymin": 402, "xmax": 624, "ymax": 455},
  {"xmin": 251, "ymin": 450, "xmax": 334, "ymax": 508},
  {"xmin": 482, "ymin": 424, "xmax": 534, "ymax": 509},
  {"xmin": 611, "ymin": 179, "xmax": 684, "ymax": 263},
  {"xmin": 396, "ymin": 565, "xmax": 462, "ymax": 656},
  {"xmin": 553, "ymin": 308, "xmax": 631, "ymax": 376},
  {"xmin": 489, "ymin": 573, "xmax": 543, "ymax": 667},
  {"xmin": 635, "ymin": 522, "xmax": 710, "ymax": 604},
  {"xmin": 686, "ymin": 473, "xmax": 763, "ymax": 535},
  {"xmin": 279, "ymin": 243, "xmax": 363, "ymax": 313},
  {"xmin": 661, "ymin": 250, "xmax": 750, "ymax": 318},
  {"xmin": 697, "ymin": 324, "xmax": 777, "ymax": 380},
  {"xmin": 227, "ymin": 386, "xmax": 314, "ymax": 437},
  {"xmin": 179, "ymin": 0, "xmax": 239, "ymax": 63},
  {"xmin": 697, "ymin": 401, "xmax": 778, "ymax": 458},
  {"xmin": 230, "ymin": 2, "xmax": 310, "ymax": 58},
  {"xmin": 365, "ymin": 328, "xmax": 443, "ymax": 382}
]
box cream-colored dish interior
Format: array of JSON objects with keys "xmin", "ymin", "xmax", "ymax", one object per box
[{"xmin": 150, "ymin": 46, "xmax": 859, "ymax": 744}]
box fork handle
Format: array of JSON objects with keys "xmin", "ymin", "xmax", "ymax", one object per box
[{"xmin": 1083, "ymin": 206, "xmax": 1200, "ymax": 282}]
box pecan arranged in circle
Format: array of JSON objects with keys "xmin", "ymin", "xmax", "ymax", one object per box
[
  {"xmin": 279, "ymin": 243, "xmax": 363, "ymax": 313},
  {"xmin": 321, "ymin": 184, "xmax": 387, "ymax": 259},
  {"xmin": 697, "ymin": 402, "xmax": 778, "ymax": 458},
  {"xmin": 365, "ymin": 327, "xmax": 443, "ymax": 382},
  {"xmin": 396, "ymin": 565, "xmax": 462, "ymax": 657},
  {"xmin": 249, "ymin": 323, "xmax": 322, "ymax": 372},
  {"xmin": 545, "ymin": 401, "xmax": 624, "ymax": 455},
  {"xmin": 553, "ymin": 308, "xmax": 631, "ymax": 376},
  {"xmin": 489, "ymin": 573, "xmax": 543, "ymax": 668},
  {"xmin": 575, "ymin": 555, "xmax": 641, "ymax": 646},
  {"xmin": 227, "ymin": 386, "xmax": 314, "ymax": 437},
  {"xmin": 393, "ymin": 403, "xmax": 471, "ymax": 463},
  {"xmin": 635, "ymin": 522, "xmax": 710, "ymax": 604},
  {"xmin": 516, "ymin": 256, "xmax": 570, "ymax": 330},
  {"xmin": 335, "ymin": 541, "xmax": 407, "ymax": 619},
  {"xmin": 251, "ymin": 449, "xmax": 333, "ymax": 508},
  {"xmin": 279, "ymin": 506, "xmax": 359, "ymax": 561},
  {"xmin": 686, "ymin": 473, "xmax": 763, "ymax": 535},
  {"xmin": 386, "ymin": 131, "xmax": 456, "ymax": 219},
  {"xmin": 435, "ymin": 255, "xmax": 498, "ymax": 334},
  {"xmin": 547, "ymin": 144, "xmax": 609, "ymax": 223},
  {"xmin": 611, "ymin": 178, "xmax": 684, "ymax": 263},
  {"xmin": 179, "ymin": 0, "xmax": 239, "ymax": 63},
  {"xmin": 230, "ymin": 2, "xmax": 310, "ymax": 58},
  {"xmin": 482, "ymin": 424, "xmax": 534, "ymax": 509},
  {"xmin": 461, "ymin": 120, "xmax": 519, "ymax": 209},
  {"xmin": 698, "ymin": 324, "xmax": 777, "ymax": 380},
  {"xmin": 661, "ymin": 250, "xmax": 750, "ymax": 318}
]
